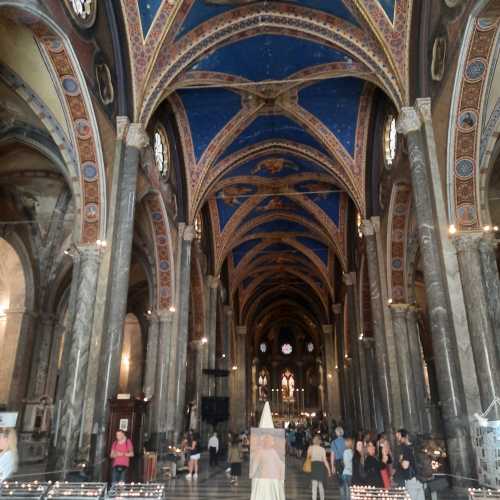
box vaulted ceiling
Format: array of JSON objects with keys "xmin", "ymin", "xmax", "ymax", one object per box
[{"xmin": 122, "ymin": 0, "xmax": 412, "ymax": 339}]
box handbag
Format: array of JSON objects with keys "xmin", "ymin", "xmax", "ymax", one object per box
[{"xmin": 303, "ymin": 455, "xmax": 312, "ymax": 473}]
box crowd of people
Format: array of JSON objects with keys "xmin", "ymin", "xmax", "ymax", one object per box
[{"xmin": 301, "ymin": 425, "xmax": 426, "ymax": 500}]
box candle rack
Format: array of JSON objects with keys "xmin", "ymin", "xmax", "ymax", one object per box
[
  {"xmin": 46, "ymin": 482, "xmax": 106, "ymax": 500},
  {"xmin": 351, "ymin": 486, "xmax": 411, "ymax": 500},
  {"xmin": 469, "ymin": 488, "xmax": 500, "ymax": 500},
  {"xmin": 0, "ymin": 482, "xmax": 51, "ymax": 500},
  {"xmin": 106, "ymin": 484, "xmax": 165, "ymax": 500}
]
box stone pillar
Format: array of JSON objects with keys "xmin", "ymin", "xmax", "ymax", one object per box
[
  {"xmin": 317, "ymin": 357, "xmax": 325, "ymax": 413},
  {"xmin": 344, "ymin": 272, "xmax": 370, "ymax": 430},
  {"xmin": 455, "ymin": 234, "xmax": 500, "ymax": 415},
  {"xmin": 143, "ymin": 316, "xmax": 160, "ymax": 400},
  {"xmin": 397, "ymin": 106, "xmax": 474, "ymax": 478},
  {"xmin": 29, "ymin": 315, "xmax": 55, "ymax": 398},
  {"xmin": 233, "ymin": 326, "xmax": 247, "ymax": 431},
  {"xmin": 55, "ymin": 245, "xmax": 100, "ymax": 474},
  {"xmin": 478, "ymin": 235, "xmax": 500, "ymax": 361},
  {"xmin": 332, "ymin": 303, "xmax": 347, "ymax": 421},
  {"xmin": 190, "ymin": 339, "xmax": 204, "ymax": 433},
  {"xmin": 93, "ymin": 123, "xmax": 148, "ymax": 477},
  {"xmin": 205, "ymin": 275, "xmax": 220, "ymax": 397},
  {"xmin": 150, "ymin": 312, "xmax": 174, "ymax": 450},
  {"xmin": 45, "ymin": 321, "xmax": 66, "ymax": 399},
  {"xmin": 390, "ymin": 304, "xmax": 420, "ymax": 434},
  {"xmin": 360, "ymin": 220, "xmax": 394, "ymax": 432},
  {"xmin": 173, "ymin": 226, "xmax": 195, "ymax": 438},
  {"xmin": 363, "ymin": 339, "xmax": 384, "ymax": 431},
  {"xmin": 322, "ymin": 325, "xmax": 341, "ymax": 420},
  {"xmin": 218, "ymin": 306, "xmax": 232, "ymax": 397}
]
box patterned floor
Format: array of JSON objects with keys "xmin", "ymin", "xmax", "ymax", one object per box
[{"xmin": 164, "ymin": 456, "xmax": 341, "ymax": 499}]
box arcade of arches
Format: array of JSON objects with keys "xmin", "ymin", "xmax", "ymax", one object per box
[{"xmin": 0, "ymin": 0, "xmax": 499, "ymax": 485}]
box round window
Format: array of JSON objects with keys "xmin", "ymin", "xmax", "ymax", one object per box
[
  {"xmin": 281, "ymin": 343, "xmax": 293, "ymax": 355},
  {"xmin": 260, "ymin": 342, "xmax": 267, "ymax": 353}
]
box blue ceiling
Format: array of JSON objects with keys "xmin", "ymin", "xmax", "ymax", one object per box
[
  {"xmin": 377, "ymin": 0, "xmax": 396, "ymax": 21},
  {"xmin": 138, "ymin": 0, "xmax": 162, "ymax": 36},
  {"xmin": 298, "ymin": 77, "xmax": 364, "ymax": 156},
  {"xmin": 177, "ymin": 88, "xmax": 241, "ymax": 161},
  {"xmin": 190, "ymin": 35, "xmax": 354, "ymax": 81}
]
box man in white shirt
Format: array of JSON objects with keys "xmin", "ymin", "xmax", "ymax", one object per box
[{"xmin": 208, "ymin": 432, "xmax": 219, "ymax": 467}]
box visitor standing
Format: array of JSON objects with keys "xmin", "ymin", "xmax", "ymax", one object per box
[
  {"xmin": 377, "ymin": 433, "xmax": 393, "ymax": 488},
  {"xmin": 340, "ymin": 437, "xmax": 353, "ymax": 500},
  {"xmin": 110, "ymin": 430, "xmax": 134, "ymax": 483},
  {"xmin": 352, "ymin": 439, "xmax": 366, "ymax": 486},
  {"xmin": 363, "ymin": 441, "xmax": 386, "ymax": 487},
  {"xmin": 395, "ymin": 429, "xmax": 425, "ymax": 500},
  {"xmin": 330, "ymin": 426, "xmax": 346, "ymax": 480},
  {"xmin": 228, "ymin": 435, "xmax": 243, "ymax": 485},
  {"xmin": 0, "ymin": 412, "xmax": 18, "ymax": 481},
  {"xmin": 307, "ymin": 435, "xmax": 331, "ymax": 500},
  {"xmin": 186, "ymin": 432, "xmax": 200, "ymax": 480},
  {"xmin": 208, "ymin": 431, "xmax": 219, "ymax": 467}
]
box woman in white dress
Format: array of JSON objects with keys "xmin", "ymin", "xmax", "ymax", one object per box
[{"xmin": 0, "ymin": 413, "xmax": 18, "ymax": 481}]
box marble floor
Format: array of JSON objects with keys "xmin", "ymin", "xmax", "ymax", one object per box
[{"xmin": 164, "ymin": 456, "xmax": 340, "ymax": 499}]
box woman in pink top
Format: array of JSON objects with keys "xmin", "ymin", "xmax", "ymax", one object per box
[{"xmin": 110, "ymin": 430, "xmax": 134, "ymax": 483}]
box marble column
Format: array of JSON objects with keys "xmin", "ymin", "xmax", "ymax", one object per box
[
  {"xmin": 332, "ymin": 303, "xmax": 347, "ymax": 421},
  {"xmin": 233, "ymin": 326, "xmax": 247, "ymax": 431},
  {"xmin": 55, "ymin": 245, "xmax": 100, "ymax": 474},
  {"xmin": 455, "ymin": 234, "xmax": 500, "ymax": 415},
  {"xmin": 150, "ymin": 313, "xmax": 174, "ymax": 450},
  {"xmin": 478, "ymin": 235, "xmax": 500, "ymax": 362},
  {"xmin": 29, "ymin": 314, "xmax": 56, "ymax": 398},
  {"xmin": 406, "ymin": 306, "xmax": 428, "ymax": 434},
  {"xmin": 143, "ymin": 316, "xmax": 160, "ymax": 401},
  {"xmin": 344, "ymin": 272, "xmax": 370, "ymax": 430},
  {"xmin": 360, "ymin": 220, "xmax": 393, "ymax": 432},
  {"xmin": 45, "ymin": 321, "xmax": 66, "ymax": 399},
  {"xmin": 173, "ymin": 226, "xmax": 195, "ymax": 438},
  {"xmin": 93, "ymin": 123, "xmax": 148, "ymax": 476},
  {"xmin": 397, "ymin": 106, "xmax": 474, "ymax": 478},
  {"xmin": 218, "ymin": 306, "xmax": 232, "ymax": 397},
  {"xmin": 317, "ymin": 357, "xmax": 325, "ymax": 413},
  {"xmin": 364, "ymin": 339, "xmax": 384, "ymax": 432},
  {"xmin": 390, "ymin": 304, "xmax": 420, "ymax": 434},
  {"xmin": 190, "ymin": 339, "xmax": 204, "ymax": 433},
  {"xmin": 322, "ymin": 325, "xmax": 341, "ymax": 420},
  {"xmin": 205, "ymin": 275, "xmax": 220, "ymax": 397}
]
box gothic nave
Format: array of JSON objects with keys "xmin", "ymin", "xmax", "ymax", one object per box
[{"xmin": 0, "ymin": 0, "xmax": 499, "ymax": 495}]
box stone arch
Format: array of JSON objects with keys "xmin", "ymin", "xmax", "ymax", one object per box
[
  {"xmin": 0, "ymin": 237, "xmax": 27, "ymax": 405},
  {"xmin": 447, "ymin": 4, "xmax": 499, "ymax": 230},
  {"xmin": 119, "ymin": 312, "xmax": 144, "ymax": 397},
  {"xmin": 386, "ymin": 182, "xmax": 412, "ymax": 303},
  {"xmin": 140, "ymin": 3, "xmax": 403, "ymax": 124},
  {"xmin": 0, "ymin": 1, "xmax": 107, "ymax": 244},
  {"xmin": 144, "ymin": 192, "xmax": 176, "ymax": 312}
]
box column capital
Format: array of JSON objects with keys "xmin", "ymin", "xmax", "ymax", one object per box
[
  {"xmin": 116, "ymin": 116, "xmax": 130, "ymax": 141},
  {"xmin": 396, "ymin": 107, "xmax": 422, "ymax": 135},
  {"xmin": 332, "ymin": 303, "xmax": 342, "ymax": 315},
  {"xmin": 453, "ymin": 232, "xmax": 483, "ymax": 253},
  {"xmin": 183, "ymin": 225, "xmax": 196, "ymax": 242},
  {"xmin": 322, "ymin": 325, "xmax": 333, "ymax": 335},
  {"xmin": 158, "ymin": 311, "xmax": 174, "ymax": 323},
  {"xmin": 415, "ymin": 98, "xmax": 432, "ymax": 124},
  {"xmin": 74, "ymin": 244, "xmax": 101, "ymax": 260},
  {"xmin": 126, "ymin": 123, "xmax": 149, "ymax": 149},
  {"xmin": 207, "ymin": 275, "xmax": 221, "ymax": 289},
  {"xmin": 190, "ymin": 339, "xmax": 204, "ymax": 351},
  {"xmin": 342, "ymin": 272, "xmax": 356, "ymax": 286},
  {"xmin": 389, "ymin": 303, "xmax": 410, "ymax": 317},
  {"xmin": 360, "ymin": 220, "xmax": 375, "ymax": 237},
  {"xmin": 236, "ymin": 325, "xmax": 247, "ymax": 336}
]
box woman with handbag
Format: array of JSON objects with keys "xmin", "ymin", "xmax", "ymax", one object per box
[{"xmin": 305, "ymin": 435, "xmax": 331, "ymax": 500}]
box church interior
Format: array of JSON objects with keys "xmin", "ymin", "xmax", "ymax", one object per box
[{"xmin": 0, "ymin": 0, "xmax": 500, "ymax": 493}]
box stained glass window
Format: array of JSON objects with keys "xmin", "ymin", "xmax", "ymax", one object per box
[
  {"xmin": 260, "ymin": 342, "xmax": 267, "ymax": 353},
  {"xmin": 306, "ymin": 342, "xmax": 314, "ymax": 353},
  {"xmin": 70, "ymin": 0, "xmax": 93, "ymax": 19},
  {"xmin": 281, "ymin": 343, "xmax": 292, "ymax": 355},
  {"xmin": 154, "ymin": 128, "xmax": 169, "ymax": 177},
  {"xmin": 384, "ymin": 115, "xmax": 397, "ymax": 166}
]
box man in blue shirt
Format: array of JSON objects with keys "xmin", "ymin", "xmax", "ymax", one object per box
[{"xmin": 330, "ymin": 426, "xmax": 346, "ymax": 478}]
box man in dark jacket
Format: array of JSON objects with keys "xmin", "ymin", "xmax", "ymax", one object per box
[{"xmin": 395, "ymin": 429, "xmax": 425, "ymax": 500}]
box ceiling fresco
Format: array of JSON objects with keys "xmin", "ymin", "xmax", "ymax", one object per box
[{"xmin": 121, "ymin": 0, "xmax": 412, "ymax": 335}]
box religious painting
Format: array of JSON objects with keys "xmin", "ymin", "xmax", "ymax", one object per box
[
  {"xmin": 249, "ymin": 428, "xmax": 285, "ymax": 480},
  {"xmin": 251, "ymin": 158, "xmax": 299, "ymax": 175},
  {"xmin": 258, "ymin": 369, "xmax": 270, "ymax": 402},
  {"xmin": 281, "ymin": 369, "xmax": 295, "ymax": 402},
  {"xmin": 257, "ymin": 196, "xmax": 294, "ymax": 212},
  {"xmin": 219, "ymin": 185, "xmax": 254, "ymax": 206}
]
